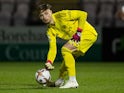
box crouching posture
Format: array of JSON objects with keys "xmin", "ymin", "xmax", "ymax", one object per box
[{"xmin": 38, "ymin": 4, "xmax": 98, "ymax": 88}]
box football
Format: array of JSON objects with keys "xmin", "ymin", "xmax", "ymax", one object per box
[{"xmin": 35, "ymin": 68, "xmax": 51, "ymax": 86}]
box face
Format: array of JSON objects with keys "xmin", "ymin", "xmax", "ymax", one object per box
[{"xmin": 39, "ymin": 9, "xmax": 53, "ymax": 24}]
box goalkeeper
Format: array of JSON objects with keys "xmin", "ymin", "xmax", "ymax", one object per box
[{"xmin": 38, "ymin": 4, "xmax": 98, "ymax": 88}]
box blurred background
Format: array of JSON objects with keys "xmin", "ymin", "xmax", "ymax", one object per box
[{"xmin": 0, "ymin": 0, "xmax": 124, "ymax": 62}]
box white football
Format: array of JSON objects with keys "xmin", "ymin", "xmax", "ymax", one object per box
[{"xmin": 35, "ymin": 68, "xmax": 51, "ymax": 85}]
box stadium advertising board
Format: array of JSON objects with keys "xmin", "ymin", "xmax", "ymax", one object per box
[
  {"xmin": 0, "ymin": 26, "xmax": 63, "ymax": 61},
  {"xmin": 0, "ymin": 26, "xmax": 101, "ymax": 62}
]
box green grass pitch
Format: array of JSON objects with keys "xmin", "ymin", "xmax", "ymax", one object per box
[{"xmin": 0, "ymin": 62, "xmax": 124, "ymax": 93}]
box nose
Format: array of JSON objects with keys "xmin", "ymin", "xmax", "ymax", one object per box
[{"xmin": 42, "ymin": 15, "xmax": 47, "ymax": 20}]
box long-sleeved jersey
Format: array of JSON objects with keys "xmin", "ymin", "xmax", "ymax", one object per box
[{"xmin": 46, "ymin": 10, "xmax": 97, "ymax": 63}]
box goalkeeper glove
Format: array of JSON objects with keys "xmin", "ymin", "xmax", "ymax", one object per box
[
  {"xmin": 71, "ymin": 27, "xmax": 82, "ymax": 42},
  {"xmin": 45, "ymin": 60, "xmax": 54, "ymax": 70}
]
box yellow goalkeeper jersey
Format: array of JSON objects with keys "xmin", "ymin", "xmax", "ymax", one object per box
[{"xmin": 46, "ymin": 10, "xmax": 97, "ymax": 63}]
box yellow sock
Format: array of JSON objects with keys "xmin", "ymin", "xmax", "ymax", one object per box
[{"xmin": 61, "ymin": 47, "xmax": 76, "ymax": 77}]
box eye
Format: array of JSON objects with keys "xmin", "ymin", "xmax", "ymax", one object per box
[{"xmin": 44, "ymin": 12, "xmax": 49, "ymax": 15}]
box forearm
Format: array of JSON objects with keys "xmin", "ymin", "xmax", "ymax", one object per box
[
  {"xmin": 47, "ymin": 45, "xmax": 57, "ymax": 64},
  {"xmin": 78, "ymin": 11, "xmax": 87, "ymax": 30}
]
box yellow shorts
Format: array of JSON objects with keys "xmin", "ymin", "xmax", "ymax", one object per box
[{"xmin": 69, "ymin": 28, "xmax": 98, "ymax": 55}]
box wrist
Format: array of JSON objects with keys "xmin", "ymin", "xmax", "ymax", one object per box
[
  {"xmin": 46, "ymin": 60, "xmax": 52, "ymax": 64},
  {"xmin": 77, "ymin": 27, "xmax": 82, "ymax": 32}
]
